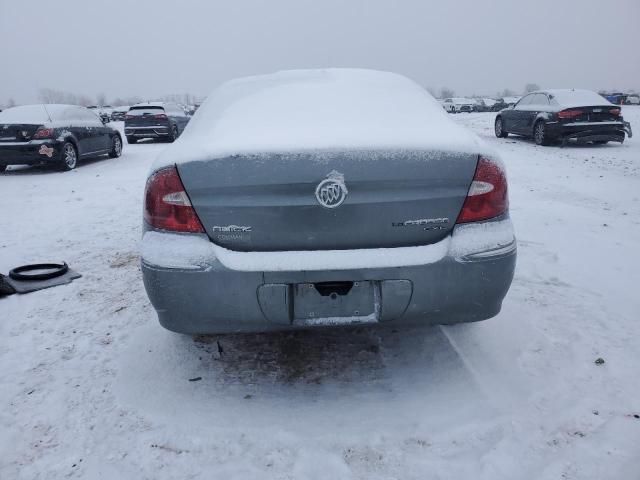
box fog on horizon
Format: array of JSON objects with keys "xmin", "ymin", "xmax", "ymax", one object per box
[{"xmin": 1, "ymin": 0, "xmax": 639, "ymax": 105}]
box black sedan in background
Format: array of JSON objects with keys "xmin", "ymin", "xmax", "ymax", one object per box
[
  {"xmin": 495, "ymin": 89, "xmax": 633, "ymax": 146},
  {"xmin": 0, "ymin": 104, "xmax": 123, "ymax": 172},
  {"xmin": 124, "ymin": 102, "xmax": 190, "ymax": 144}
]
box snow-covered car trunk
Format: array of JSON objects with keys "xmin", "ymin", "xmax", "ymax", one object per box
[
  {"xmin": 154, "ymin": 69, "xmax": 487, "ymax": 252},
  {"xmin": 0, "ymin": 123, "xmax": 43, "ymax": 142},
  {"xmin": 125, "ymin": 107, "xmax": 169, "ymax": 128},
  {"xmin": 0, "ymin": 105, "xmax": 54, "ymax": 142},
  {"xmin": 178, "ymin": 150, "xmax": 478, "ymax": 251}
]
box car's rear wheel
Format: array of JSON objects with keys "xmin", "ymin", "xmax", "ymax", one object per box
[
  {"xmin": 495, "ymin": 117, "xmax": 508, "ymax": 138},
  {"xmin": 167, "ymin": 125, "xmax": 179, "ymax": 143},
  {"xmin": 59, "ymin": 142, "xmax": 78, "ymax": 171},
  {"xmin": 127, "ymin": 136, "xmax": 137, "ymax": 144},
  {"xmin": 593, "ymin": 140, "xmax": 608, "ymax": 145},
  {"xmin": 534, "ymin": 120, "xmax": 550, "ymax": 146},
  {"xmin": 0, "ymin": 165, "xmax": 7, "ymax": 173},
  {"xmin": 109, "ymin": 135, "xmax": 122, "ymax": 158}
]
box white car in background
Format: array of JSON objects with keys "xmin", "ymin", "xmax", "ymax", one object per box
[
  {"xmin": 442, "ymin": 97, "xmax": 476, "ymax": 113},
  {"xmin": 442, "ymin": 98, "xmax": 476, "ymax": 113},
  {"xmin": 626, "ymin": 94, "xmax": 639, "ymax": 105}
]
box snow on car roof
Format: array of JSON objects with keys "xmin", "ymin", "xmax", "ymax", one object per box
[
  {"xmin": 155, "ymin": 69, "xmax": 485, "ymax": 168},
  {"xmin": 543, "ymin": 89, "xmax": 613, "ymax": 108},
  {"xmin": 0, "ymin": 104, "xmax": 70, "ymax": 123}
]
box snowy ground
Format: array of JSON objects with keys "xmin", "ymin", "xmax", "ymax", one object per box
[{"xmin": 1, "ymin": 111, "xmax": 639, "ymax": 479}]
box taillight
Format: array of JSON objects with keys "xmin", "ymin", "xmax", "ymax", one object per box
[
  {"xmin": 609, "ymin": 108, "xmax": 621, "ymax": 116},
  {"xmin": 144, "ymin": 166, "xmax": 204, "ymax": 233},
  {"xmin": 154, "ymin": 113, "xmax": 168, "ymax": 120},
  {"xmin": 456, "ymin": 157, "xmax": 509, "ymax": 224},
  {"xmin": 557, "ymin": 109, "xmax": 584, "ymax": 120},
  {"xmin": 125, "ymin": 114, "xmax": 135, "ymax": 120},
  {"xmin": 33, "ymin": 127, "xmax": 54, "ymax": 139}
]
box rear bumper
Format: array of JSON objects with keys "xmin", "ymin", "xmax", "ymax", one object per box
[
  {"xmin": 141, "ymin": 219, "xmax": 517, "ymax": 334},
  {"xmin": 124, "ymin": 125, "xmax": 170, "ymax": 138},
  {"xmin": 545, "ymin": 121, "xmax": 631, "ymax": 143},
  {"xmin": 0, "ymin": 140, "xmax": 63, "ymax": 166}
]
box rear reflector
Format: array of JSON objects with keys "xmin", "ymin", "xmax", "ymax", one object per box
[
  {"xmin": 456, "ymin": 157, "xmax": 509, "ymax": 224},
  {"xmin": 33, "ymin": 127, "xmax": 54, "ymax": 139},
  {"xmin": 144, "ymin": 166, "xmax": 205, "ymax": 233}
]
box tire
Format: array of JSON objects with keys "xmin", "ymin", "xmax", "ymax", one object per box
[
  {"xmin": 0, "ymin": 165, "xmax": 7, "ymax": 173},
  {"xmin": 533, "ymin": 120, "xmax": 551, "ymax": 146},
  {"xmin": 167, "ymin": 125, "xmax": 179, "ymax": 143},
  {"xmin": 495, "ymin": 116, "xmax": 508, "ymax": 138},
  {"xmin": 59, "ymin": 142, "xmax": 78, "ymax": 171},
  {"xmin": 593, "ymin": 140, "xmax": 608, "ymax": 145},
  {"xmin": 109, "ymin": 135, "xmax": 123, "ymax": 158},
  {"xmin": 126, "ymin": 136, "xmax": 137, "ymax": 144}
]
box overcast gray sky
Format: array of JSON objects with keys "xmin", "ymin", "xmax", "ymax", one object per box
[{"xmin": 1, "ymin": 0, "xmax": 639, "ymax": 104}]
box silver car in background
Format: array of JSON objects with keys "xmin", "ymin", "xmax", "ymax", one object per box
[{"xmin": 141, "ymin": 69, "xmax": 516, "ymax": 334}]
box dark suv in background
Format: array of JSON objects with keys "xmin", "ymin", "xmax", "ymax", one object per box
[{"xmin": 124, "ymin": 102, "xmax": 190, "ymax": 144}]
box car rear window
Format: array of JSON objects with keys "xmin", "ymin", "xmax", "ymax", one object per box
[
  {"xmin": 550, "ymin": 90, "xmax": 611, "ymax": 107},
  {"xmin": 128, "ymin": 107, "xmax": 165, "ymax": 116},
  {"xmin": 0, "ymin": 105, "xmax": 53, "ymax": 123}
]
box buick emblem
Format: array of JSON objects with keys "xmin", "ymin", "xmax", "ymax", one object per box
[{"xmin": 315, "ymin": 170, "xmax": 348, "ymax": 209}]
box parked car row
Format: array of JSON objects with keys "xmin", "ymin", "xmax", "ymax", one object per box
[
  {"xmin": 83, "ymin": 103, "xmax": 198, "ymax": 123},
  {"xmin": 600, "ymin": 92, "xmax": 640, "ymax": 105},
  {"xmin": 440, "ymin": 96, "xmax": 522, "ymax": 113},
  {"xmin": 110, "ymin": 105, "xmax": 130, "ymax": 121},
  {"xmin": 0, "ymin": 99, "xmax": 193, "ymax": 172},
  {"xmin": 1, "ymin": 83, "xmax": 635, "ymax": 175}
]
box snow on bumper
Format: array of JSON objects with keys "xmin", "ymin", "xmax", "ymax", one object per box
[
  {"xmin": 140, "ymin": 218, "xmax": 516, "ymax": 272},
  {"xmin": 141, "ymin": 219, "xmax": 516, "ymax": 333}
]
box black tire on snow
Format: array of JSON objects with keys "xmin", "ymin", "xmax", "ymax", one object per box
[
  {"xmin": 495, "ymin": 116, "xmax": 508, "ymax": 138},
  {"xmin": 109, "ymin": 135, "xmax": 123, "ymax": 158},
  {"xmin": 167, "ymin": 125, "xmax": 179, "ymax": 143},
  {"xmin": 534, "ymin": 120, "xmax": 551, "ymax": 146},
  {"xmin": 59, "ymin": 142, "xmax": 78, "ymax": 171},
  {"xmin": 127, "ymin": 136, "xmax": 138, "ymax": 144}
]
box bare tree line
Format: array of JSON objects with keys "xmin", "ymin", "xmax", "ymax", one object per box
[
  {"xmin": 430, "ymin": 84, "xmax": 541, "ymax": 99},
  {"xmin": 1, "ymin": 89, "xmax": 204, "ymax": 109}
]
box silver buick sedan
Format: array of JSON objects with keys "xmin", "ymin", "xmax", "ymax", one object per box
[{"xmin": 141, "ymin": 69, "xmax": 516, "ymax": 334}]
